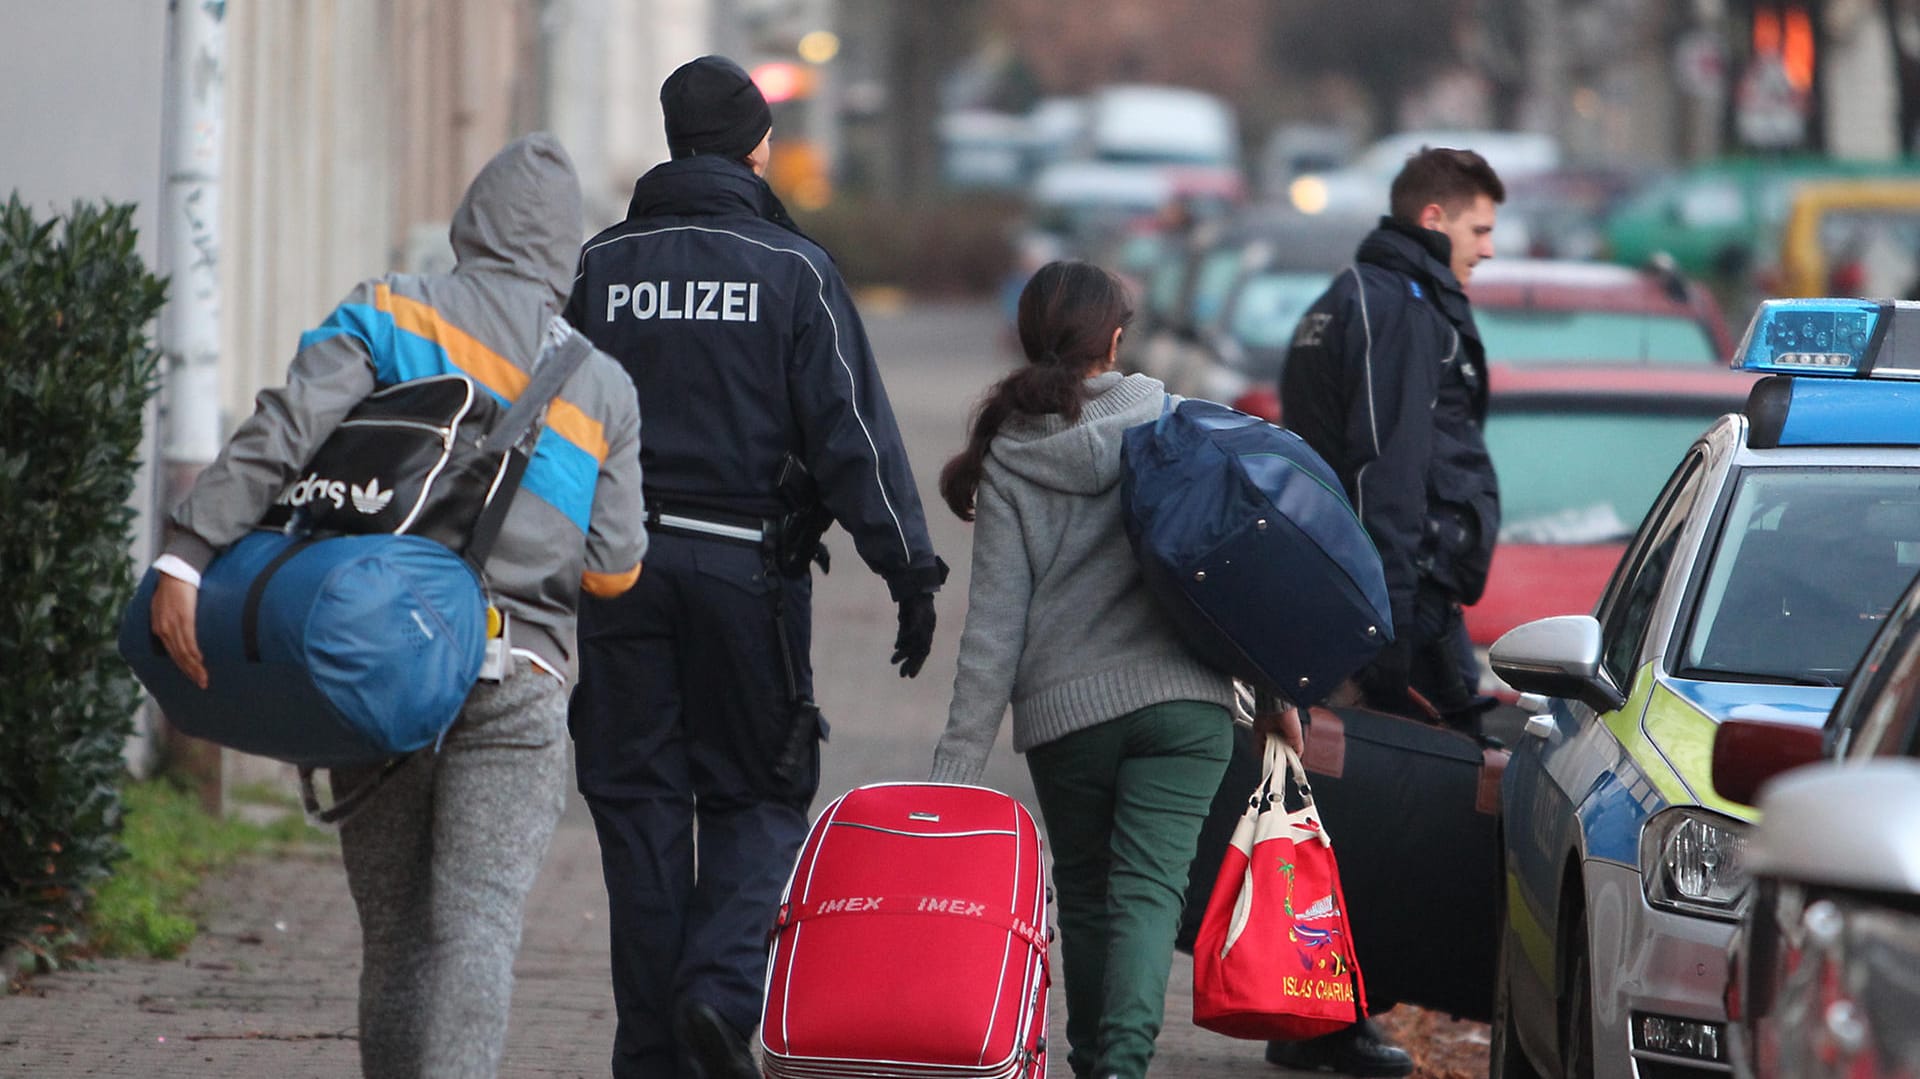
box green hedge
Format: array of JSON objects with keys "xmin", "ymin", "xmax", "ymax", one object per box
[{"xmin": 0, "ymin": 195, "xmax": 166, "ymax": 968}]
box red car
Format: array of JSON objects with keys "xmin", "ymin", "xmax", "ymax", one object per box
[
  {"xmin": 1468, "ymin": 257, "xmax": 1737, "ymax": 367},
  {"xmin": 1464, "ymin": 364, "xmax": 1759, "ymax": 681}
]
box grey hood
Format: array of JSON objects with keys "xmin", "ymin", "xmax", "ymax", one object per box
[
  {"xmin": 450, "ymin": 132, "xmax": 582, "ymax": 310},
  {"xmin": 988, "ymin": 371, "xmax": 1167, "ymax": 496}
]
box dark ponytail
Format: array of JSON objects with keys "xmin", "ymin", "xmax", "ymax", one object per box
[{"xmin": 939, "ymin": 260, "xmax": 1134, "ymax": 521}]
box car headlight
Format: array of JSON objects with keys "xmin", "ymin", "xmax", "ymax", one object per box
[{"xmin": 1640, "ymin": 807, "xmax": 1752, "ymax": 920}]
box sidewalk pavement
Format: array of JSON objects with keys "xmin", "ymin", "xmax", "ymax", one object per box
[
  {"xmin": 2, "ymin": 306, "xmax": 1495, "ymax": 1076},
  {"xmin": 3, "ymin": 776, "xmax": 1322, "ymax": 1078}
]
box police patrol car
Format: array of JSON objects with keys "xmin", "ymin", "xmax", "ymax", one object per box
[{"xmin": 1484, "ymin": 298, "xmax": 1920, "ymax": 1079}]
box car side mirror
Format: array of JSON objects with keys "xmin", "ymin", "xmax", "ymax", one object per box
[
  {"xmin": 1749, "ymin": 760, "xmax": 1920, "ymax": 891},
  {"xmin": 1488, "ymin": 615, "xmax": 1626, "ymax": 714},
  {"xmin": 1711, "ymin": 714, "xmax": 1827, "ymax": 807}
]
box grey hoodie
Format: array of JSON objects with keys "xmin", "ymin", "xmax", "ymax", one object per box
[
  {"xmin": 166, "ymin": 133, "xmax": 647, "ymax": 683},
  {"xmin": 930, "ymin": 372, "xmax": 1233, "ymax": 784}
]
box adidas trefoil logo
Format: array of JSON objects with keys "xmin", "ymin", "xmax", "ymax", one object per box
[{"xmin": 351, "ymin": 478, "xmax": 395, "ymax": 515}]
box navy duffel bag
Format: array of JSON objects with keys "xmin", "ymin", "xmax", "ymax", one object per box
[
  {"xmin": 1121, "ymin": 398, "xmax": 1393, "ymax": 706},
  {"xmin": 119, "ymin": 530, "xmax": 487, "ymax": 768}
]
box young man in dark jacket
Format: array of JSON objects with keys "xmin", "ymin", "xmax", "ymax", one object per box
[
  {"xmin": 563, "ymin": 55, "xmax": 947, "ymax": 1079},
  {"xmin": 1267, "ymin": 147, "xmax": 1504, "ymax": 1076}
]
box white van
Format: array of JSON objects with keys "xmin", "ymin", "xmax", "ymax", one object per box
[{"xmin": 1085, "ymin": 84, "xmax": 1239, "ymax": 168}]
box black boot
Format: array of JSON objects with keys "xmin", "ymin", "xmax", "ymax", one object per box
[
  {"xmin": 1264, "ymin": 1018, "xmax": 1413, "ymax": 1077},
  {"xmin": 675, "ymin": 1000, "xmax": 759, "ymax": 1079}
]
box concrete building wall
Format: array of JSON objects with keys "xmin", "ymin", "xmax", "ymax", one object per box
[
  {"xmin": 603, "ymin": 0, "xmax": 715, "ymax": 225},
  {"xmin": 0, "ymin": 0, "xmax": 168, "ymax": 261},
  {"xmin": 223, "ymin": 2, "xmax": 396, "ymax": 429},
  {"xmin": 221, "ymin": 0, "xmax": 711, "ymax": 418},
  {"xmin": 221, "ymin": 0, "xmax": 545, "ymax": 429}
]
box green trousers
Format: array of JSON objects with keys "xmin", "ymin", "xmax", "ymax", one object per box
[{"xmin": 1026, "ymin": 699, "xmax": 1233, "ymax": 1079}]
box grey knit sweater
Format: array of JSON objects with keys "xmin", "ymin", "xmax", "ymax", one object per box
[{"xmin": 930, "ymin": 372, "xmax": 1234, "ymax": 784}]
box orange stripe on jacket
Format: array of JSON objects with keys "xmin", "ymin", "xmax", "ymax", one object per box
[
  {"xmin": 376, "ymin": 284, "xmax": 611, "ymax": 462},
  {"xmin": 582, "ymin": 564, "xmax": 643, "ymax": 597}
]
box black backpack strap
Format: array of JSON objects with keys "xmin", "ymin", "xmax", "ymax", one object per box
[
  {"xmin": 300, "ymin": 758, "xmax": 409, "ymax": 827},
  {"xmin": 464, "ymin": 325, "xmax": 598, "ymax": 570},
  {"xmin": 241, "ymin": 536, "xmax": 318, "ymax": 662}
]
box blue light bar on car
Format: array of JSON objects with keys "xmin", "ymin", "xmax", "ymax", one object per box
[
  {"xmin": 1751, "ymin": 378, "xmax": 1920, "ymax": 448},
  {"xmin": 1734, "ymin": 299, "xmax": 1882, "ymax": 376}
]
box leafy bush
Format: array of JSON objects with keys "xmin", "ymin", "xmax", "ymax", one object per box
[{"xmin": 0, "ymin": 195, "xmax": 166, "ymax": 968}]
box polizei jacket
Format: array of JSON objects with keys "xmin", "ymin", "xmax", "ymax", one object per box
[
  {"xmin": 165, "ymin": 134, "xmax": 648, "ymax": 683},
  {"xmin": 565, "ymin": 155, "xmax": 943, "ymax": 600},
  {"xmin": 1279, "ymin": 217, "xmax": 1501, "ymax": 638}
]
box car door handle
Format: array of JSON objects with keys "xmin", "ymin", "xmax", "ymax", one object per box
[{"xmin": 1525, "ymin": 714, "xmax": 1557, "ymax": 740}]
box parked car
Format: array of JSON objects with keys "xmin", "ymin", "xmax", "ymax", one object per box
[
  {"xmin": 1604, "ymin": 157, "xmax": 1920, "ymax": 280},
  {"xmin": 1027, "ymin": 160, "xmax": 1178, "ymax": 247},
  {"xmin": 1166, "ymin": 263, "xmax": 1338, "ymax": 419},
  {"xmin": 1149, "ymin": 207, "xmax": 1373, "ymax": 412},
  {"xmin": 1467, "ymin": 365, "xmax": 1757, "ymax": 692},
  {"xmin": 1287, "ymin": 128, "xmax": 1562, "ymax": 217},
  {"xmin": 1469, "ymin": 258, "xmax": 1736, "ymax": 367},
  {"xmin": 1773, "ymin": 177, "xmax": 1920, "ymax": 298},
  {"xmin": 938, "ymin": 108, "xmax": 1034, "ymax": 192},
  {"xmin": 1497, "ymin": 166, "xmax": 1652, "ymax": 261},
  {"xmin": 1723, "ymin": 761, "xmax": 1920, "ymax": 1079},
  {"xmin": 1486, "ymin": 298, "xmax": 1920, "ymax": 1079},
  {"xmin": 1083, "ymin": 83, "xmax": 1240, "ymax": 170},
  {"xmin": 1257, "ymin": 122, "xmax": 1356, "ymax": 202},
  {"xmin": 1712, "ymin": 542, "xmax": 1920, "ymax": 1079}
]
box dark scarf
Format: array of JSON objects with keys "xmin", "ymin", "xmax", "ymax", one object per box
[{"xmin": 1358, "ymin": 216, "xmax": 1480, "ymax": 343}]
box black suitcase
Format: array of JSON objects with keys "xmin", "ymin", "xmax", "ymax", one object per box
[{"xmin": 1181, "ymin": 706, "xmax": 1506, "ymax": 1023}]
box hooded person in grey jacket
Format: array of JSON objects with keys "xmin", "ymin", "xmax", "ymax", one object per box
[
  {"xmin": 931, "ymin": 261, "xmax": 1234, "ymax": 1079},
  {"xmin": 148, "ymin": 133, "xmax": 646, "ymax": 1079}
]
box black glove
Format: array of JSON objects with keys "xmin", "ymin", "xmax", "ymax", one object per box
[
  {"xmin": 1353, "ymin": 636, "xmax": 1413, "ymax": 716},
  {"xmin": 891, "ymin": 592, "xmax": 937, "ymax": 678}
]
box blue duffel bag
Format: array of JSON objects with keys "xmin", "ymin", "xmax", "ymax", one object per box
[
  {"xmin": 118, "ymin": 530, "xmax": 487, "ymax": 768},
  {"xmin": 1121, "ymin": 398, "xmax": 1393, "ymax": 706}
]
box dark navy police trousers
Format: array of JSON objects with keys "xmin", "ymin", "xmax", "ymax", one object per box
[{"xmin": 569, "ymin": 532, "xmax": 820, "ymax": 1079}]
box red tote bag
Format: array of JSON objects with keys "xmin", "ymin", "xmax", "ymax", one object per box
[{"xmin": 1192, "ymin": 734, "xmax": 1368, "ymax": 1040}]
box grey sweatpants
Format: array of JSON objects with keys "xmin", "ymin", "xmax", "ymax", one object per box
[{"xmin": 335, "ymin": 659, "xmax": 568, "ymax": 1079}]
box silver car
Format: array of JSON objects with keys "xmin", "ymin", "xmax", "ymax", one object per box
[{"xmin": 1714, "ymin": 559, "xmax": 1920, "ymax": 1079}]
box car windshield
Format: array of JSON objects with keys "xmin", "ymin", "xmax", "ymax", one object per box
[
  {"xmin": 1477, "ymin": 308, "xmax": 1719, "ymax": 365},
  {"xmin": 1683, "ymin": 468, "xmax": 1920, "ymax": 685},
  {"xmin": 1147, "ymin": 255, "xmax": 1188, "ymax": 323},
  {"xmin": 1486, "ymin": 405, "xmax": 1725, "ymax": 544},
  {"xmin": 1227, "ymin": 273, "xmax": 1328, "ymax": 350},
  {"xmin": 1190, "ymin": 248, "xmax": 1247, "ymax": 325}
]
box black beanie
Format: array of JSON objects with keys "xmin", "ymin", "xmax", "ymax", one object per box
[{"xmin": 661, "ymin": 55, "xmax": 773, "ymax": 161}]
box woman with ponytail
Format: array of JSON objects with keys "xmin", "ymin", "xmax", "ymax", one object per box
[{"xmin": 929, "ymin": 261, "xmax": 1235, "ymax": 1079}]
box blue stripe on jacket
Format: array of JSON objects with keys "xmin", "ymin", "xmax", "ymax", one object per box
[{"xmin": 300, "ymin": 303, "xmax": 597, "ymax": 532}]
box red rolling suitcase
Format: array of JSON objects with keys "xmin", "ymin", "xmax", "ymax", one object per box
[{"xmin": 760, "ymin": 782, "xmax": 1050, "ymax": 1079}]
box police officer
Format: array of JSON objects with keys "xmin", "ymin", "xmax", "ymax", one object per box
[
  {"xmin": 564, "ymin": 55, "xmax": 948, "ymax": 1079},
  {"xmin": 1263, "ymin": 146, "xmax": 1505, "ymax": 1077},
  {"xmin": 1281, "ymin": 146, "xmax": 1502, "ymax": 734}
]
